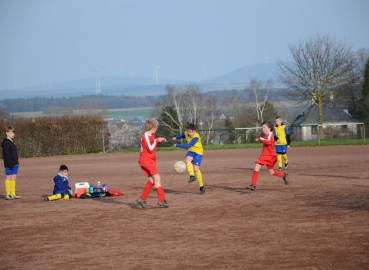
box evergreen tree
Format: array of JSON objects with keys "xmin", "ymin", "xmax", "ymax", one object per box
[
  {"xmin": 357, "ymin": 58, "xmax": 369, "ymax": 121},
  {"xmin": 224, "ymin": 116, "xmax": 235, "ymax": 143},
  {"xmin": 156, "ymin": 106, "xmax": 179, "ymax": 147}
]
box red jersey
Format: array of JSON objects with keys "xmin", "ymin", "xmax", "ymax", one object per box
[
  {"xmin": 255, "ymin": 132, "xmax": 277, "ymax": 167},
  {"xmin": 139, "ymin": 132, "xmax": 160, "ymax": 166}
]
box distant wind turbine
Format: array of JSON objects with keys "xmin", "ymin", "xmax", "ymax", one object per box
[
  {"xmin": 152, "ymin": 65, "xmax": 161, "ymax": 85},
  {"xmin": 95, "ymin": 69, "xmax": 101, "ymax": 93}
]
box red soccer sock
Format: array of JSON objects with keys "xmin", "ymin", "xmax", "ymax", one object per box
[
  {"xmin": 141, "ymin": 181, "xmax": 154, "ymax": 200},
  {"xmin": 155, "ymin": 186, "xmax": 165, "ymax": 202},
  {"xmin": 251, "ymin": 171, "xmax": 259, "ymax": 186},
  {"xmin": 273, "ymin": 170, "xmax": 285, "ymax": 178}
]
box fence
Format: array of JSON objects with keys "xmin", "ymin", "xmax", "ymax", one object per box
[{"xmin": 198, "ymin": 122, "xmax": 369, "ymax": 145}]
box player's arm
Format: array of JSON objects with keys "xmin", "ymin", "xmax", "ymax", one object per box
[
  {"xmin": 2, "ymin": 142, "xmax": 15, "ymax": 169},
  {"xmin": 175, "ymin": 137, "xmax": 198, "ymax": 149},
  {"xmin": 285, "ymin": 126, "xmax": 291, "ymax": 145},
  {"xmin": 172, "ymin": 134, "xmax": 185, "ymax": 141},
  {"xmin": 258, "ymin": 133, "xmax": 274, "ymax": 145}
]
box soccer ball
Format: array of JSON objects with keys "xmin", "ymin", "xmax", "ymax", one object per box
[{"xmin": 174, "ymin": 161, "xmax": 186, "ymax": 174}]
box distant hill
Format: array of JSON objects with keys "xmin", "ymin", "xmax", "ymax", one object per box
[
  {"xmin": 0, "ymin": 63, "xmax": 280, "ymax": 99},
  {"xmin": 200, "ymin": 63, "xmax": 279, "ymax": 84}
]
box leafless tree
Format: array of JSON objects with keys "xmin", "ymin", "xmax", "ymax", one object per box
[
  {"xmin": 277, "ymin": 34, "xmax": 354, "ymax": 138},
  {"xmin": 109, "ymin": 125, "xmax": 142, "ymax": 151},
  {"xmin": 155, "ymin": 84, "xmax": 186, "ymax": 135},
  {"xmin": 245, "ymin": 78, "xmax": 274, "ymax": 124},
  {"xmin": 202, "ymin": 94, "xmax": 218, "ymax": 144},
  {"xmin": 183, "ymin": 83, "xmax": 204, "ymax": 124}
]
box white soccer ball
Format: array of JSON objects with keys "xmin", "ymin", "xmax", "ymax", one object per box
[{"xmin": 174, "ymin": 161, "xmax": 186, "ymax": 174}]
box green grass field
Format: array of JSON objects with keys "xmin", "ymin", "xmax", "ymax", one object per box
[{"xmin": 106, "ymin": 107, "xmax": 154, "ymax": 118}]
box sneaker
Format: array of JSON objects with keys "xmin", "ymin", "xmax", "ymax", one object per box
[
  {"xmin": 188, "ymin": 176, "xmax": 196, "ymax": 183},
  {"xmin": 43, "ymin": 196, "xmax": 49, "ymax": 202},
  {"xmin": 13, "ymin": 195, "xmax": 22, "ymax": 199},
  {"xmin": 200, "ymin": 186, "xmax": 205, "ymax": 194},
  {"xmin": 285, "ymin": 164, "xmax": 289, "ymax": 169},
  {"xmin": 157, "ymin": 200, "xmax": 169, "ymax": 207},
  {"xmin": 137, "ymin": 198, "xmax": 147, "ymax": 208},
  {"xmin": 278, "ymin": 167, "xmax": 283, "ymax": 171},
  {"xmin": 5, "ymin": 195, "xmax": 14, "ymax": 200},
  {"xmin": 246, "ymin": 185, "xmax": 256, "ymax": 191},
  {"xmin": 283, "ymin": 172, "xmax": 289, "ymax": 185}
]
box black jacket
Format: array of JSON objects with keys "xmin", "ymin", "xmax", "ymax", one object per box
[{"xmin": 1, "ymin": 138, "xmax": 19, "ymax": 169}]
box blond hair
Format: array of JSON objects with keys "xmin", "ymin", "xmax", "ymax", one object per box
[{"xmin": 144, "ymin": 118, "xmax": 159, "ymax": 131}]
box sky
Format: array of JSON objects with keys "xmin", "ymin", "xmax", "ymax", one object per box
[{"xmin": 0, "ymin": 0, "xmax": 368, "ymax": 91}]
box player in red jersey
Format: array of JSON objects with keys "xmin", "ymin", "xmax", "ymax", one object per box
[
  {"xmin": 246, "ymin": 121, "xmax": 289, "ymax": 191},
  {"xmin": 136, "ymin": 118, "xmax": 169, "ymax": 208}
]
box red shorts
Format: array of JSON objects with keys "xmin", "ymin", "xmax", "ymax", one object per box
[
  {"xmin": 255, "ymin": 155, "xmax": 277, "ymax": 170},
  {"xmin": 140, "ymin": 165, "xmax": 158, "ymax": 177}
]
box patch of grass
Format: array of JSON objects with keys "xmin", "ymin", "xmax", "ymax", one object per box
[{"xmin": 106, "ymin": 107, "xmax": 153, "ymax": 118}]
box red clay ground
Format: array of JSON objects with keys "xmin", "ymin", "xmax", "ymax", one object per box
[{"xmin": 1, "ymin": 145, "xmax": 369, "ymax": 269}]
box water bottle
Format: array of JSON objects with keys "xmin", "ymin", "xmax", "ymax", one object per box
[
  {"xmin": 97, "ymin": 182, "xmax": 101, "ymax": 188},
  {"xmin": 105, "ymin": 184, "xmax": 108, "ymax": 193},
  {"xmin": 89, "ymin": 185, "xmax": 94, "ymax": 193}
]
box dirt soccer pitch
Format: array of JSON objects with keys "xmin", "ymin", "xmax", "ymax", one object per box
[{"xmin": 1, "ymin": 145, "xmax": 369, "ymax": 269}]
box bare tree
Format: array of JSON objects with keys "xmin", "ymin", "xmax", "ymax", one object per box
[
  {"xmin": 203, "ymin": 94, "xmax": 218, "ymax": 144},
  {"xmin": 183, "ymin": 83, "xmax": 204, "ymax": 124},
  {"xmin": 277, "ymin": 34, "xmax": 354, "ymax": 137},
  {"xmin": 245, "ymin": 78, "xmax": 273, "ymax": 124},
  {"xmin": 155, "ymin": 84, "xmax": 186, "ymax": 135}
]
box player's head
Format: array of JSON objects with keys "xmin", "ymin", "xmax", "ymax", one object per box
[
  {"xmin": 187, "ymin": 123, "xmax": 197, "ymax": 137},
  {"xmin": 59, "ymin": 165, "xmax": 68, "ymax": 176},
  {"xmin": 275, "ymin": 116, "xmax": 282, "ymax": 126},
  {"xmin": 144, "ymin": 118, "xmax": 159, "ymax": 132},
  {"xmin": 5, "ymin": 126, "xmax": 15, "ymax": 139},
  {"xmin": 261, "ymin": 121, "xmax": 274, "ymax": 133}
]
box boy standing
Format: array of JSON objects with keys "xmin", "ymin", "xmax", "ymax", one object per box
[
  {"xmin": 43, "ymin": 165, "xmax": 73, "ymax": 201},
  {"xmin": 2, "ymin": 126, "xmax": 22, "ymax": 200},
  {"xmin": 274, "ymin": 116, "xmax": 291, "ymax": 170},
  {"xmin": 172, "ymin": 123, "xmax": 205, "ymax": 194},
  {"xmin": 137, "ymin": 119, "xmax": 169, "ymax": 208},
  {"xmin": 246, "ymin": 121, "xmax": 289, "ymax": 191}
]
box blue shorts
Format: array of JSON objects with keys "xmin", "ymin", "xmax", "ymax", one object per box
[
  {"xmin": 186, "ymin": 151, "xmax": 203, "ymax": 166},
  {"xmin": 5, "ymin": 166, "xmax": 19, "ymax": 175},
  {"xmin": 275, "ymin": 145, "xmax": 288, "ymax": 154}
]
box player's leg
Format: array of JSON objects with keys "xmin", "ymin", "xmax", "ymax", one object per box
[
  {"xmin": 268, "ymin": 166, "xmax": 289, "ymax": 185},
  {"xmin": 185, "ymin": 154, "xmax": 196, "ymax": 182},
  {"xmin": 277, "ymin": 154, "xmax": 283, "ymax": 170},
  {"xmin": 137, "ymin": 166, "xmax": 155, "ymax": 208},
  {"xmin": 192, "ymin": 155, "xmax": 205, "ymax": 194},
  {"xmin": 152, "ymin": 174, "xmax": 169, "ymax": 207},
  {"xmin": 47, "ymin": 193, "xmax": 63, "ymax": 201},
  {"xmin": 282, "ymin": 154, "xmax": 289, "ymax": 169},
  {"xmin": 247, "ymin": 163, "xmax": 262, "ymax": 190},
  {"xmin": 4, "ymin": 172, "xmax": 13, "ymax": 199}
]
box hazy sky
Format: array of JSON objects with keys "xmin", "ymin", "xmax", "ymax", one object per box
[{"xmin": 1, "ymin": 0, "xmax": 368, "ymax": 90}]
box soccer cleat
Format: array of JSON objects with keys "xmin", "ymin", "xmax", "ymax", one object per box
[
  {"xmin": 200, "ymin": 186, "xmax": 205, "ymax": 194},
  {"xmin": 285, "ymin": 164, "xmax": 289, "ymax": 169},
  {"xmin": 157, "ymin": 200, "xmax": 169, "ymax": 207},
  {"xmin": 136, "ymin": 198, "xmax": 147, "ymax": 208},
  {"xmin": 5, "ymin": 195, "xmax": 14, "ymax": 200},
  {"xmin": 278, "ymin": 167, "xmax": 283, "ymax": 171},
  {"xmin": 283, "ymin": 172, "xmax": 289, "ymax": 185},
  {"xmin": 13, "ymin": 195, "xmax": 22, "ymax": 199},
  {"xmin": 43, "ymin": 196, "xmax": 49, "ymax": 202},
  {"xmin": 188, "ymin": 176, "xmax": 196, "ymax": 183},
  {"xmin": 246, "ymin": 185, "xmax": 256, "ymax": 191}
]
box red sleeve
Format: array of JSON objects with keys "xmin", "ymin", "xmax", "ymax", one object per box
[{"xmin": 259, "ymin": 132, "xmax": 274, "ymax": 145}]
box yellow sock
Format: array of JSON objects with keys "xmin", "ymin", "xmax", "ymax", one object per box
[
  {"xmin": 283, "ymin": 154, "xmax": 288, "ymax": 165},
  {"xmin": 5, "ymin": 180, "xmax": 11, "ymax": 196},
  {"xmin": 48, "ymin": 194, "xmax": 63, "ymax": 201},
  {"xmin": 277, "ymin": 155, "xmax": 283, "ymax": 168},
  {"xmin": 10, "ymin": 180, "xmax": 16, "ymax": 196},
  {"xmin": 186, "ymin": 162, "xmax": 194, "ymax": 176},
  {"xmin": 61, "ymin": 194, "xmax": 71, "ymax": 200},
  {"xmin": 195, "ymin": 170, "xmax": 204, "ymax": 187}
]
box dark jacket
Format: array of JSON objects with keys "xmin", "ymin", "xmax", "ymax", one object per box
[
  {"xmin": 53, "ymin": 174, "xmax": 71, "ymax": 195},
  {"xmin": 1, "ymin": 138, "xmax": 19, "ymax": 169}
]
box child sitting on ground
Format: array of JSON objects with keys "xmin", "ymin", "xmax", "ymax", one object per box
[{"xmin": 43, "ymin": 165, "xmax": 73, "ymax": 201}]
